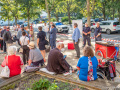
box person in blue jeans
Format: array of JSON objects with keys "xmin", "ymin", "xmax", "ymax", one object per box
[
  {"xmin": 49, "ymin": 24, "xmax": 57, "ymax": 49},
  {"xmin": 77, "ymin": 46, "xmax": 98, "ymax": 81}
]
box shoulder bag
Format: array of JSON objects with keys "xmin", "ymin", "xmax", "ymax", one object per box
[
  {"xmin": 0, "ymin": 56, "xmax": 10, "ymax": 78},
  {"xmin": 19, "ymin": 37, "xmax": 26, "ymax": 53}
]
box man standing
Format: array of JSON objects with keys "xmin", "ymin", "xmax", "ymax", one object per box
[
  {"xmin": 0, "ymin": 28, "xmax": 3, "ymax": 52},
  {"xmin": 30, "ymin": 23, "xmax": 34, "ymax": 41},
  {"xmin": 49, "ymin": 24, "xmax": 57, "ymax": 49},
  {"xmin": 72, "ymin": 23, "xmax": 80, "ymax": 59},
  {"xmin": 17, "ymin": 24, "xmax": 28, "ymax": 46},
  {"xmin": 3, "ymin": 26, "xmax": 13, "ymax": 49},
  {"xmin": 1, "ymin": 26, "xmax": 7, "ymax": 53},
  {"xmin": 94, "ymin": 22, "xmax": 102, "ymax": 41},
  {"xmin": 83, "ymin": 23, "xmax": 91, "ymax": 47}
]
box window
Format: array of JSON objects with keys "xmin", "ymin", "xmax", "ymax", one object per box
[{"xmin": 113, "ymin": 22, "xmax": 119, "ymax": 25}]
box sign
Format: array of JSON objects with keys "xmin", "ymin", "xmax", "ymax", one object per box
[{"xmin": 72, "ymin": 20, "xmax": 83, "ymax": 38}]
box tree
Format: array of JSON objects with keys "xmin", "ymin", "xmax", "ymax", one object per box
[
  {"xmin": 45, "ymin": 0, "xmax": 63, "ymax": 25},
  {"xmin": 0, "ymin": 1, "xmax": 13, "ymax": 25},
  {"xmin": 18, "ymin": 0, "xmax": 43, "ymax": 28},
  {"xmin": 0, "ymin": 0, "xmax": 21, "ymax": 25},
  {"xmin": 58, "ymin": 0, "xmax": 77, "ymax": 24}
]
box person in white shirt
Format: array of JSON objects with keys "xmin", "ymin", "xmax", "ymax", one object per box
[
  {"xmin": 44, "ymin": 23, "xmax": 48, "ymax": 39},
  {"xmin": 20, "ymin": 31, "xmax": 30, "ymax": 64}
]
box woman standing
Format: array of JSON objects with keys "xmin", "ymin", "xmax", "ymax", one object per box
[
  {"xmin": 77, "ymin": 46, "xmax": 98, "ymax": 81},
  {"xmin": 20, "ymin": 32, "xmax": 30, "ymax": 64},
  {"xmin": 37, "ymin": 26, "xmax": 46, "ymax": 62}
]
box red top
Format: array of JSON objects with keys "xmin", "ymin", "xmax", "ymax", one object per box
[{"xmin": 1, "ymin": 55, "xmax": 23, "ymax": 77}]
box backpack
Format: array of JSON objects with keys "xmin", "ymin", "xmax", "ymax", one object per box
[{"xmin": 3, "ymin": 32, "xmax": 8, "ymax": 41}]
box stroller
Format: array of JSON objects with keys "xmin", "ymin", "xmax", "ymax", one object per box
[{"xmin": 96, "ymin": 47, "xmax": 119, "ymax": 80}]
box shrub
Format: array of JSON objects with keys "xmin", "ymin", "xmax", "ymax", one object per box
[
  {"xmin": 28, "ymin": 78, "xmax": 59, "ymax": 90},
  {"xmin": 51, "ymin": 18, "xmax": 56, "ymax": 22},
  {"xmin": 61, "ymin": 17, "xmax": 69, "ymax": 22}
]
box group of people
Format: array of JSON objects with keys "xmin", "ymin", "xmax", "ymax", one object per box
[{"xmin": 0, "ymin": 22, "xmax": 101, "ymax": 82}]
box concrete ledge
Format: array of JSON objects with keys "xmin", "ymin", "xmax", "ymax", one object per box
[
  {"xmin": 36, "ymin": 71, "xmax": 120, "ymax": 90},
  {"xmin": 0, "ymin": 73, "xmax": 34, "ymax": 88}
]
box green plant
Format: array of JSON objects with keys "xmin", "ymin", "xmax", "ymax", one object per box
[
  {"xmin": 61, "ymin": 16, "xmax": 69, "ymax": 22},
  {"xmin": 28, "ymin": 78, "xmax": 59, "ymax": 90},
  {"xmin": 51, "ymin": 18, "xmax": 56, "ymax": 22}
]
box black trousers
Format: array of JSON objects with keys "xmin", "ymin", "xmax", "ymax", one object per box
[
  {"xmin": 95, "ymin": 36, "xmax": 102, "ymax": 42},
  {"xmin": 83, "ymin": 35, "xmax": 91, "ymax": 46},
  {"xmin": 23, "ymin": 45, "xmax": 29, "ymax": 64},
  {"xmin": 3, "ymin": 41, "xmax": 6, "ymax": 52},
  {"xmin": 73, "ymin": 39, "xmax": 80, "ymax": 58},
  {"xmin": 0, "ymin": 40, "xmax": 3, "ymax": 50}
]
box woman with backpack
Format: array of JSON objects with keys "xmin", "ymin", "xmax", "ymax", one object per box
[{"xmin": 20, "ymin": 32, "xmax": 30, "ymax": 64}]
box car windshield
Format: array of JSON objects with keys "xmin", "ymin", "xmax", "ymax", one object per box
[
  {"xmin": 113, "ymin": 22, "xmax": 119, "ymax": 25},
  {"xmin": 55, "ymin": 22, "xmax": 63, "ymax": 25}
]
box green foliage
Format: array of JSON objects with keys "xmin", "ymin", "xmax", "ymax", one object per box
[
  {"xmin": 61, "ymin": 16, "xmax": 77, "ymax": 22},
  {"xmin": 61, "ymin": 17, "xmax": 69, "ymax": 22},
  {"xmin": 51, "ymin": 18, "xmax": 56, "ymax": 22},
  {"xmin": 28, "ymin": 78, "xmax": 59, "ymax": 90}
]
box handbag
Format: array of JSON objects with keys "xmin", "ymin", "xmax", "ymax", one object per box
[
  {"xmin": 18, "ymin": 37, "xmax": 26, "ymax": 53},
  {"xmin": 45, "ymin": 45, "xmax": 50, "ymax": 53},
  {"xmin": 0, "ymin": 56, "xmax": 10, "ymax": 78},
  {"xmin": 24, "ymin": 66, "xmax": 39, "ymax": 73},
  {"xmin": 44, "ymin": 39, "xmax": 49, "ymax": 45}
]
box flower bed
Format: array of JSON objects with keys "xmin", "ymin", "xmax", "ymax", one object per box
[{"xmin": 1, "ymin": 74, "xmax": 87, "ymax": 90}]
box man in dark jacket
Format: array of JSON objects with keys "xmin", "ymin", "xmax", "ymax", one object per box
[
  {"xmin": 46, "ymin": 43, "xmax": 70, "ymax": 74},
  {"xmin": 1, "ymin": 26, "xmax": 7, "ymax": 53},
  {"xmin": 83, "ymin": 23, "xmax": 91, "ymax": 47},
  {"xmin": 3, "ymin": 26, "xmax": 13, "ymax": 48},
  {"xmin": 0, "ymin": 28, "xmax": 3, "ymax": 51},
  {"xmin": 49, "ymin": 24, "xmax": 57, "ymax": 49}
]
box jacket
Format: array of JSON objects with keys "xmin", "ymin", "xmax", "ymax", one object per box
[
  {"xmin": 46, "ymin": 48, "xmax": 69, "ymax": 74},
  {"xmin": 49, "ymin": 27, "xmax": 57, "ymax": 41}
]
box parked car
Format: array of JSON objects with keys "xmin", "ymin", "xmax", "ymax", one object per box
[
  {"xmin": 91, "ymin": 20, "xmax": 120, "ymax": 34},
  {"xmin": 53, "ymin": 22, "xmax": 69, "ymax": 33},
  {"xmin": 83, "ymin": 19, "xmax": 96, "ymax": 27},
  {"xmin": 17, "ymin": 22, "xmax": 23, "ymax": 25}
]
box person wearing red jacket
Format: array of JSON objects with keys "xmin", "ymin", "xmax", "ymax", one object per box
[{"xmin": 1, "ymin": 46, "xmax": 23, "ymax": 77}]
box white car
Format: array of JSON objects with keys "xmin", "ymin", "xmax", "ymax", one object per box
[
  {"xmin": 53, "ymin": 22, "xmax": 69, "ymax": 33},
  {"xmin": 91, "ymin": 20, "xmax": 120, "ymax": 34}
]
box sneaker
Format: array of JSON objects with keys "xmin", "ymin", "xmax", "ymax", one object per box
[
  {"xmin": 63, "ymin": 72, "xmax": 70, "ymax": 76},
  {"xmin": 44, "ymin": 59, "xmax": 46, "ymax": 62}
]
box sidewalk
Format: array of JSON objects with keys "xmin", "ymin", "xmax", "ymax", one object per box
[{"xmin": 0, "ymin": 32, "xmax": 120, "ymax": 88}]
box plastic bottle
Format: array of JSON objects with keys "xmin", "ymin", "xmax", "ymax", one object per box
[{"xmin": 69, "ymin": 67, "xmax": 72, "ymax": 75}]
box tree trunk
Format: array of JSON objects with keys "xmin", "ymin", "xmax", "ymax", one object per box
[
  {"xmin": 87, "ymin": 0, "xmax": 91, "ymax": 26},
  {"xmin": 68, "ymin": 11, "xmax": 71, "ymax": 24},
  {"xmin": 8, "ymin": 17, "xmax": 10, "ymax": 26},
  {"xmin": 56, "ymin": 14, "xmax": 59, "ymax": 22},
  {"xmin": 102, "ymin": 2, "xmax": 106, "ymax": 20},
  {"xmin": 15, "ymin": 17, "xmax": 17, "ymax": 25},
  {"xmin": 27, "ymin": 9, "xmax": 30, "ymax": 29},
  {"xmin": 113, "ymin": 9, "xmax": 115, "ymax": 20},
  {"xmin": 48, "ymin": 10, "xmax": 51, "ymax": 26},
  {"xmin": 45, "ymin": 0, "xmax": 51, "ymax": 26},
  {"xmin": 118, "ymin": 9, "xmax": 120, "ymax": 24}
]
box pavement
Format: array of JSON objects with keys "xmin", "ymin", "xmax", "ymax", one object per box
[{"xmin": 0, "ymin": 27, "xmax": 120, "ymax": 86}]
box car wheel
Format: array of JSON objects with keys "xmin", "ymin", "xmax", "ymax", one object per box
[
  {"xmin": 106, "ymin": 29, "xmax": 111, "ymax": 35},
  {"xmin": 65, "ymin": 30, "xmax": 68, "ymax": 33},
  {"xmin": 91, "ymin": 28, "xmax": 95, "ymax": 33}
]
